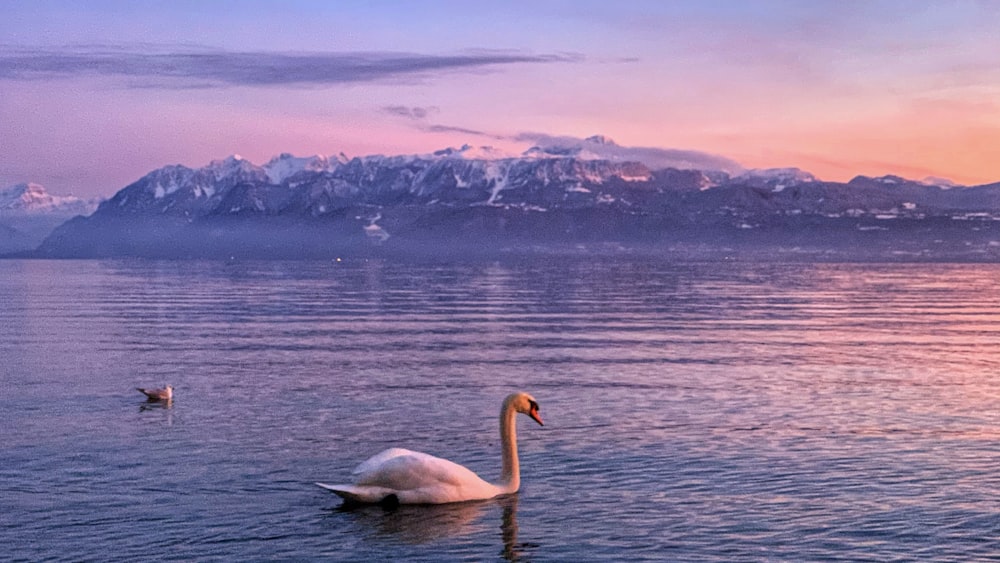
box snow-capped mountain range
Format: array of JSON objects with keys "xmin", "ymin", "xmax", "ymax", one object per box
[
  {"xmin": 83, "ymin": 144, "xmax": 989, "ymax": 220},
  {"xmin": 21, "ymin": 138, "xmax": 1000, "ymax": 260},
  {"xmin": 87, "ymin": 144, "xmax": 664, "ymax": 223}
]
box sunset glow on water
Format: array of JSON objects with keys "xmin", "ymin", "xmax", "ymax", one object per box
[{"xmin": 2, "ymin": 257, "xmax": 998, "ymax": 560}]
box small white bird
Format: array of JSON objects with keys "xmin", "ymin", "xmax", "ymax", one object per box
[
  {"xmin": 317, "ymin": 391, "xmax": 543, "ymax": 505},
  {"xmin": 137, "ymin": 385, "xmax": 173, "ymax": 401}
]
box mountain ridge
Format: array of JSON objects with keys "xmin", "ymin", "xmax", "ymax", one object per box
[{"xmin": 20, "ymin": 146, "xmax": 1000, "ymax": 261}]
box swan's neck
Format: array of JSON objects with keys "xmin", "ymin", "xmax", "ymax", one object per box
[{"xmin": 499, "ymin": 399, "xmax": 520, "ymax": 493}]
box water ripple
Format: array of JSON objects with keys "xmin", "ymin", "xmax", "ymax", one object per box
[{"xmin": 2, "ymin": 258, "xmax": 1000, "ymax": 560}]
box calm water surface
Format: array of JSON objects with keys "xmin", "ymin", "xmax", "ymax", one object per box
[{"xmin": 1, "ymin": 257, "xmax": 999, "ymax": 561}]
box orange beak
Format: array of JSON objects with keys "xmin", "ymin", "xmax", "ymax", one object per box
[{"xmin": 529, "ymin": 407, "xmax": 544, "ymax": 426}]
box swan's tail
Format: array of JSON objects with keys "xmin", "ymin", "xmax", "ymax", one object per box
[{"xmin": 315, "ymin": 483, "xmax": 397, "ymax": 505}]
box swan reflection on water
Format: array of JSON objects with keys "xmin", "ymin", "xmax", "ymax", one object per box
[
  {"xmin": 330, "ymin": 494, "xmax": 535, "ymax": 560},
  {"xmin": 498, "ymin": 494, "xmax": 538, "ymax": 562}
]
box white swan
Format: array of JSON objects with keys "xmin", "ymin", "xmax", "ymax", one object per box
[{"xmin": 316, "ymin": 392, "xmax": 543, "ymax": 505}]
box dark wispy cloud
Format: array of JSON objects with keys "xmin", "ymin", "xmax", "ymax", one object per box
[
  {"xmin": 379, "ymin": 110, "xmax": 745, "ymax": 171},
  {"xmin": 381, "ymin": 104, "xmax": 505, "ymax": 140},
  {"xmin": 382, "ymin": 105, "xmax": 438, "ymax": 120},
  {"xmin": 424, "ymin": 123, "xmax": 504, "ymax": 139},
  {"xmin": 0, "ymin": 44, "xmax": 581, "ymax": 87}
]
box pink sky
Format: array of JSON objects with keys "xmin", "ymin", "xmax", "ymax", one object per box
[{"xmin": 2, "ymin": 1, "xmax": 999, "ymax": 197}]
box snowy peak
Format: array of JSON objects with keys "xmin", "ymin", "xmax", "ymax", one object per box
[
  {"xmin": 873, "ymin": 175, "xmax": 907, "ymax": 185},
  {"xmin": 430, "ymin": 144, "xmax": 518, "ymax": 160},
  {"xmin": 739, "ymin": 168, "xmax": 817, "ymax": 183},
  {"xmin": 263, "ymin": 153, "xmax": 338, "ymax": 184},
  {"xmin": 920, "ymin": 176, "xmax": 959, "ymax": 188},
  {"xmin": 2, "ymin": 182, "xmax": 48, "ymax": 208},
  {"xmin": 735, "ymin": 168, "xmax": 817, "ymax": 192},
  {"xmin": 204, "ymin": 154, "xmax": 263, "ymax": 181},
  {"xmin": 138, "ymin": 165, "xmax": 199, "ymax": 200},
  {"xmin": 205, "ymin": 154, "xmax": 246, "ymax": 171},
  {"xmin": 0, "ymin": 182, "xmax": 96, "ymax": 215}
]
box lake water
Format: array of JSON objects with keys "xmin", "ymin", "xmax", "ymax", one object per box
[{"xmin": 2, "ymin": 257, "xmax": 999, "ymax": 561}]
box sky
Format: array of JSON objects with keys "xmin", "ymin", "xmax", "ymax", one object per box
[{"xmin": 2, "ymin": 0, "xmax": 1000, "ymax": 198}]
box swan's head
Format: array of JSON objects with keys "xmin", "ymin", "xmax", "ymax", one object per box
[{"xmin": 508, "ymin": 392, "xmax": 543, "ymax": 426}]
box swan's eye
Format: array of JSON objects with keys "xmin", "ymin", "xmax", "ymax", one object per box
[{"xmin": 529, "ymin": 400, "xmax": 539, "ymax": 412}]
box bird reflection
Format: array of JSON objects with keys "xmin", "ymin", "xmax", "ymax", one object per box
[
  {"xmin": 498, "ymin": 494, "xmax": 525, "ymax": 561},
  {"xmin": 138, "ymin": 398, "xmax": 173, "ymax": 411},
  {"xmin": 330, "ymin": 493, "xmax": 536, "ymax": 559},
  {"xmin": 336, "ymin": 498, "xmax": 489, "ymax": 544},
  {"xmin": 138, "ymin": 396, "xmax": 173, "ymax": 426}
]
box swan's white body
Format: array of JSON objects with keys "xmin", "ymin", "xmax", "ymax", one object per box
[
  {"xmin": 317, "ymin": 392, "xmax": 542, "ymax": 505},
  {"xmin": 317, "ymin": 447, "xmax": 506, "ymax": 504}
]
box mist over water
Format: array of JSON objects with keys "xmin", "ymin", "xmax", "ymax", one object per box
[{"xmin": 2, "ymin": 257, "xmax": 999, "ymax": 561}]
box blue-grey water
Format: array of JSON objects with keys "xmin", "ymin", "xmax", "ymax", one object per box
[{"xmin": 2, "ymin": 257, "xmax": 998, "ymax": 561}]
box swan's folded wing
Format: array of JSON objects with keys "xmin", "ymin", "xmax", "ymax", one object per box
[
  {"xmin": 356, "ymin": 450, "xmax": 484, "ymax": 490},
  {"xmin": 352, "ymin": 448, "xmax": 417, "ymax": 476},
  {"xmin": 315, "ymin": 483, "xmax": 396, "ymax": 504}
]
